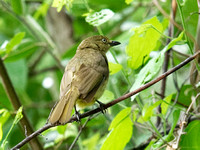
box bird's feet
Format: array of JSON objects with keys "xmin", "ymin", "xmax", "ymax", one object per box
[
  {"xmin": 96, "ymin": 100, "xmax": 107, "ymax": 114},
  {"xmin": 74, "ymin": 106, "xmax": 81, "ymax": 123}
]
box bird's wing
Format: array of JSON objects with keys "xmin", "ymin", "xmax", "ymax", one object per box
[
  {"xmin": 48, "ymin": 63, "xmax": 106, "ymax": 124},
  {"xmin": 59, "ymin": 67, "xmax": 75, "ymax": 99},
  {"xmin": 73, "ymin": 63, "xmax": 105, "ymax": 101}
]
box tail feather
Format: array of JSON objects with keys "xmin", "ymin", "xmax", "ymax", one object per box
[{"xmin": 49, "ymin": 87, "xmax": 79, "ymax": 124}]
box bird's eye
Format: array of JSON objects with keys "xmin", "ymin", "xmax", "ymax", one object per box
[{"xmin": 102, "ymin": 38, "xmax": 107, "ymax": 43}]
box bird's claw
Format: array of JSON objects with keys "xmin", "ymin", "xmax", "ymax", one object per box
[
  {"xmin": 74, "ymin": 106, "xmax": 81, "ymax": 123},
  {"xmin": 96, "ymin": 100, "xmax": 107, "ymax": 114}
]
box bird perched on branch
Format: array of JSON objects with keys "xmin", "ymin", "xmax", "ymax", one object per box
[{"xmin": 48, "ymin": 35, "xmax": 120, "ymax": 125}]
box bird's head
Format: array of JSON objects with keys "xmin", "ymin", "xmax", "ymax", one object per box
[{"xmin": 78, "ymin": 35, "xmax": 120, "ymax": 52}]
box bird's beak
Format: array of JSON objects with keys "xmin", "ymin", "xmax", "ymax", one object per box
[{"xmin": 109, "ymin": 40, "xmax": 121, "ymax": 46}]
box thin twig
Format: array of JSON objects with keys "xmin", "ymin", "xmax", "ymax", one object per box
[
  {"xmin": 69, "ymin": 115, "xmax": 92, "ymax": 150},
  {"xmin": 11, "ymin": 51, "xmax": 200, "ymax": 150},
  {"xmin": 29, "ymin": 66, "xmax": 59, "ymax": 77},
  {"xmin": 28, "ymin": 50, "xmax": 46, "ymax": 73}
]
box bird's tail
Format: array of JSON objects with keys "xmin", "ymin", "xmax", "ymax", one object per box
[{"xmin": 48, "ymin": 87, "xmax": 79, "ymax": 124}]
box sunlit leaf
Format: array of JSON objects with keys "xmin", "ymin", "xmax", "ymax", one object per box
[
  {"xmin": 167, "ymin": 32, "xmax": 184, "ymax": 50},
  {"xmin": 142, "ymin": 100, "xmax": 162, "ymax": 121},
  {"xmin": 126, "ymin": 16, "xmax": 163, "ymax": 69},
  {"xmin": 52, "ymin": 0, "xmax": 73, "ymax": 12},
  {"xmin": 125, "ymin": 0, "xmax": 134, "ymax": 4},
  {"xmin": 130, "ymin": 32, "xmax": 184, "ymax": 100},
  {"xmin": 85, "ymin": 9, "xmax": 114, "ymax": 26},
  {"xmin": 0, "ymin": 109, "xmax": 10, "ymax": 127},
  {"xmin": 1, "ymin": 107, "xmax": 23, "ymax": 148},
  {"xmin": 57, "ymin": 124, "xmax": 67, "ymax": 135},
  {"xmin": 109, "ymin": 107, "xmax": 131, "ymax": 130},
  {"xmin": 101, "ymin": 108, "xmax": 132, "ymax": 150},
  {"xmin": 34, "ymin": 1, "xmax": 50, "ymax": 19},
  {"xmin": 5, "ymin": 32, "xmax": 25, "ymax": 54},
  {"xmin": 4, "ymin": 41, "xmax": 41, "ymax": 62},
  {"xmin": 108, "ymin": 62, "xmax": 122, "ymax": 75},
  {"xmin": 13, "ymin": 107, "xmax": 23, "ymax": 124},
  {"xmin": 161, "ymin": 94, "xmax": 173, "ymax": 115},
  {"xmin": 0, "ymin": 124, "xmax": 2, "ymax": 142},
  {"xmin": 0, "ymin": 109, "xmax": 10, "ymax": 141}
]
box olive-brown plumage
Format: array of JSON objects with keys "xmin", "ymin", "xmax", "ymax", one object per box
[{"xmin": 48, "ymin": 35, "xmax": 120, "ymax": 124}]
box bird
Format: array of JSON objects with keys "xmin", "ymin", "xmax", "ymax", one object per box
[{"xmin": 48, "ymin": 35, "xmax": 120, "ymax": 125}]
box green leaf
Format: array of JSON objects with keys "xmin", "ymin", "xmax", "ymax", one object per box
[
  {"xmin": 126, "ymin": 16, "xmax": 163, "ymax": 69},
  {"xmin": 4, "ymin": 41, "xmax": 41, "ymax": 62},
  {"xmin": 0, "ymin": 109, "xmax": 10, "ymax": 141},
  {"xmin": 34, "ymin": 1, "xmax": 50, "ymax": 19},
  {"xmin": 0, "ymin": 109, "xmax": 10, "ymax": 127},
  {"xmin": 5, "ymin": 59, "xmax": 28, "ymax": 92},
  {"xmin": 130, "ymin": 32, "xmax": 184, "ymax": 100},
  {"xmin": 161, "ymin": 94, "xmax": 173, "ymax": 115},
  {"xmin": 109, "ymin": 107, "xmax": 131, "ymax": 130},
  {"xmin": 99, "ymin": 90, "xmax": 115, "ymax": 103},
  {"xmin": 166, "ymin": 32, "xmax": 184, "ymax": 50},
  {"xmin": 0, "ymin": 124, "xmax": 2, "ymax": 142},
  {"xmin": 85, "ymin": 9, "xmax": 114, "ymax": 26},
  {"xmin": 82, "ymin": 133, "xmax": 100, "ymax": 150},
  {"xmin": 52, "ymin": 0, "xmax": 73, "ymax": 11},
  {"xmin": 125, "ymin": 0, "xmax": 134, "ymax": 4},
  {"xmin": 108, "ymin": 62, "xmax": 122, "ymax": 75},
  {"xmin": 130, "ymin": 49, "xmax": 165, "ymax": 100},
  {"xmin": 132, "ymin": 108, "xmax": 139, "ymax": 122},
  {"xmin": 168, "ymin": 110, "xmax": 180, "ymax": 136},
  {"xmin": 57, "ymin": 124, "xmax": 67, "ymax": 135},
  {"xmin": 5, "ymin": 32, "xmax": 25, "ymax": 54},
  {"xmin": 142, "ymin": 100, "xmax": 162, "ymax": 121},
  {"xmin": 182, "ymin": 0, "xmax": 198, "ymax": 38},
  {"xmin": 1, "ymin": 107, "xmax": 23, "ymax": 148},
  {"xmin": 52, "ymin": 0, "xmax": 66, "ymax": 12},
  {"xmin": 179, "ymin": 120, "xmax": 200, "ymax": 149},
  {"xmin": 101, "ymin": 108, "xmax": 133, "ymax": 150},
  {"xmin": 145, "ymin": 140, "xmax": 156, "ymax": 150},
  {"xmin": 11, "ymin": 0, "xmax": 24, "ymax": 15},
  {"xmin": 177, "ymin": 85, "xmax": 196, "ymax": 107},
  {"xmin": 13, "ymin": 107, "xmax": 23, "ymax": 124}
]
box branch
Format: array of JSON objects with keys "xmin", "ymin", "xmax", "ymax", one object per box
[
  {"xmin": 172, "ymin": 93, "xmax": 200, "ymax": 149},
  {"xmin": 0, "ymin": 57, "xmax": 43, "ymax": 149},
  {"xmin": 157, "ymin": 0, "xmax": 177, "ymax": 127},
  {"xmin": 11, "ymin": 51, "xmax": 200, "ymax": 150}
]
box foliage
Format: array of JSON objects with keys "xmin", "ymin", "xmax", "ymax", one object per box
[{"xmin": 0, "ymin": 0, "xmax": 199, "ymax": 149}]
